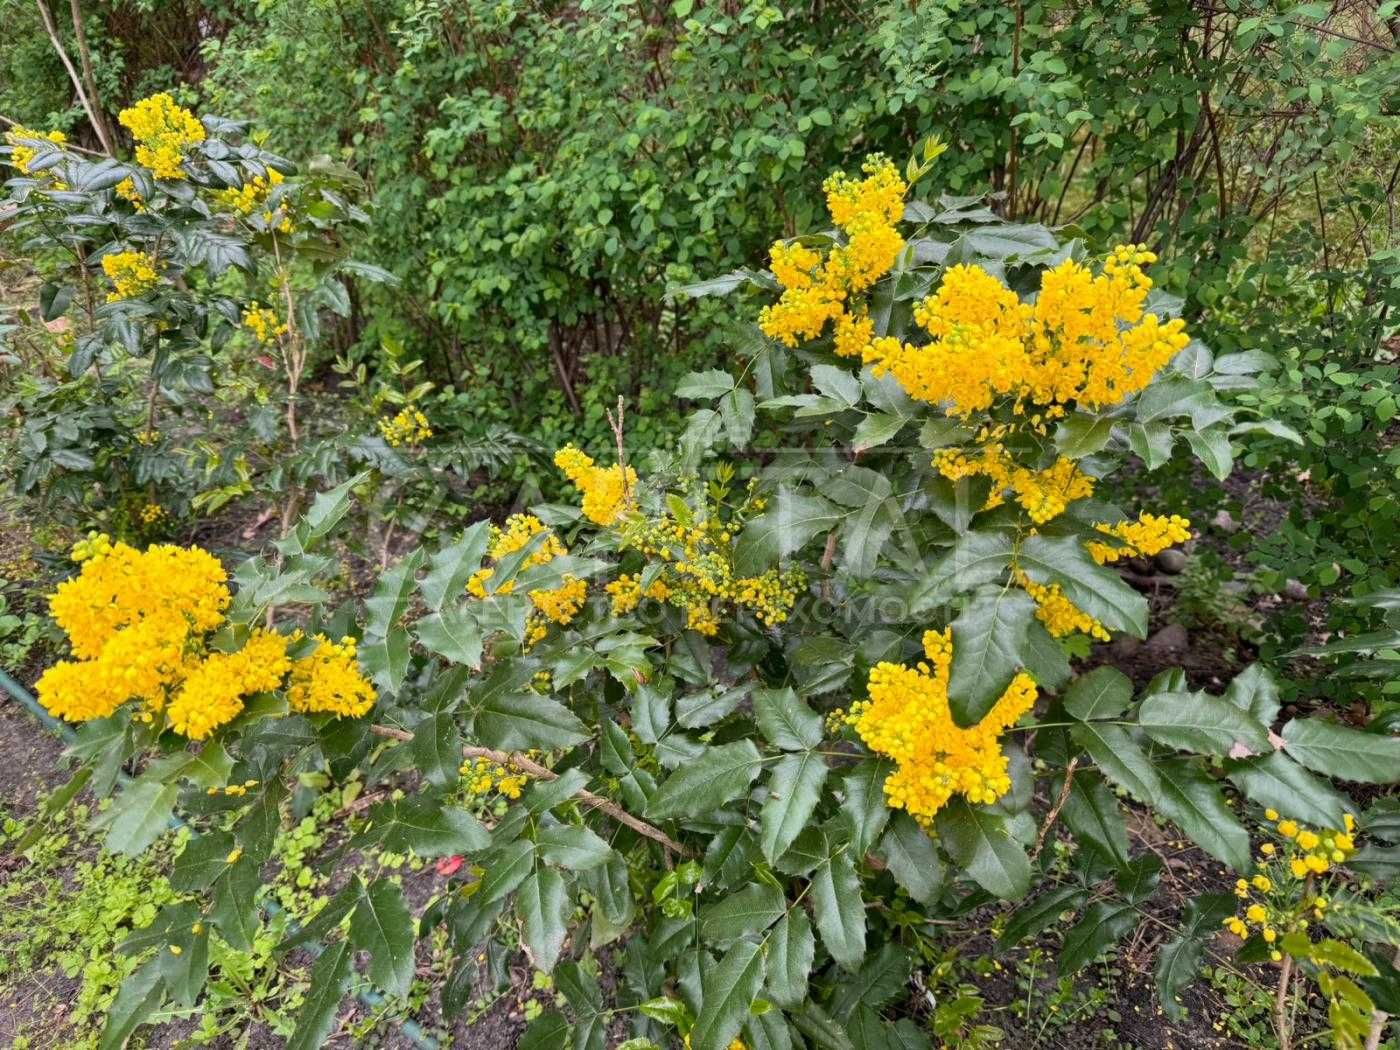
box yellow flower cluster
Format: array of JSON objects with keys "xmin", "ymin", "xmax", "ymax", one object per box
[
  {"xmin": 242, "ymin": 303, "xmax": 287, "ymax": 345},
  {"xmin": 38, "ymin": 539, "xmax": 228, "ymax": 722},
  {"xmin": 865, "ymin": 246, "xmax": 1189, "ymax": 419},
  {"xmin": 616, "ymin": 511, "xmax": 805, "ymax": 637},
  {"xmin": 1224, "ymin": 812, "xmax": 1358, "ymax": 961},
  {"xmin": 933, "ymin": 444, "xmax": 1094, "ymax": 524},
  {"xmin": 758, "ymin": 155, "xmax": 907, "ymax": 347},
  {"xmin": 1086, "ymin": 513, "xmax": 1192, "ymax": 564},
  {"xmin": 35, "ymin": 538, "xmax": 375, "ymax": 738},
  {"xmin": 849, "ymin": 628, "xmax": 1037, "ymax": 822},
  {"xmin": 1013, "ymin": 569, "xmax": 1109, "ymax": 641},
  {"xmin": 167, "ymin": 629, "xmax": 290, "ymax": 739},
  {"xmin": 554, "ymin": 445, "xmax": 636, "ymax": 526},
  {"xmin": 118, "ymin": 93, "xmax": 205, "ymax": 180},
  {"xmin": 465, "ymin": 514, "xmax": 584, "ymax": 647},
  {"xmin": 101, "ymin": 250, "xmax": 159, "ymax": 302},
  {"xmin": 115, "ymin": 177, "xmax": 145, "ymax": 210},
  {"xmin": 215, "ymin": 167, "xmax": 293, "ymax": 231},
  {"xmin": 286, "ymin": 634, "xmax": 377, "ymax": 718},
  {"xmin": 461, "ymin": 756, "xmax": 528, "ymax": 799},
  {"xmin": 4, "ymin": 125, "xmax": 66, "ymax": 175},
  {"xmin": 605, "ymin": 573, "xmax": 672, "ymax": 616},
  {"xmin": 378, "ymin": 407, "xmax": 433, "ymax": 448}
]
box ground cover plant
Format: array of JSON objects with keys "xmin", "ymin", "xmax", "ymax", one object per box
[{"xmin": 2, "ymin": 5, "xmax": 1400, "ymax": 1050}]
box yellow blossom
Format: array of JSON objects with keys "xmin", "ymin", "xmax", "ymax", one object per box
[
  {"xmin": 118, "ymin": 93, "xmax": 205, "ymax": 180},
  {"xmin": 242, "ymin": 303, "xmax": 287, "ymax": 346},
  {"xmin": 851, "ymin": 628, "xmax": 1037, "ymax": 823},
  {"xmin": 286, "ymin": 635, "xmax": 376, "ymax": 718},
  {"xmin": 378, "ymin": 406, "xmax": 433, "ymax": 448},
  {"xmin": 555, "ymin": 445, "xmax": 636, "ymax": 526},
  {"xmin": 101, "ymin": 250, "xmax": 159, "ymax": 302}
]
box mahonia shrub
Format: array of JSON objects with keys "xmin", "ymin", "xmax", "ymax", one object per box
[
  {"xmin": 35, "ymin": 147, "xmax": 1400, "ymax": 1050},
  {"xmin": 0, "ymin": 96, "xmax": 390, "ymax": 528}
]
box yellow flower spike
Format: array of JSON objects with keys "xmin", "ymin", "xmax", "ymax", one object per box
[
  {"xmin": 118, "ymin": 93, "xmax": 205, "ymax": 180},
  {"xmin": 1246, "ymin": 904, "xmax": 1266, "ymax": 924},
  {"xmin": 554, "ymin": 445, "xmax": 637, "ymax": 526},
  {"xmin": 101, "ymin": 250, "xmax": 160, "ymax": 302},
  {"xmin": 1260, "ymin": 842, "xmax": 1276, "ymax": 856},
  {"xmin": 1263, "ymin": 928, "xmax": 1277, "ymax": 943},
  {"xmin": 1295, "ymin": 830, "xmax": 1319, "ymax": 851},
  {"xmin": 1252, "ymin": 875, "xmax": 1272, "ymax": 892},
  {"xmin": 1290, "ymin": 858, "xmax": 1309, "ymax": 878},
  {"xmin": 1277, "ymin": 820, "xmax": 1299, "ymax": 839},
  {"xmin": 852, "ymin": 628, "xmax": 1036, "ymax": 823}
]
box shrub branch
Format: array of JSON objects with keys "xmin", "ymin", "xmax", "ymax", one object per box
[{"xmin": 370, "ymin": 724, "xmax": 689, "ymax": 855}]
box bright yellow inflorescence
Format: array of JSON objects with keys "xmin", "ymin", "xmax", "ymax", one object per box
[
  {"xmin": 216, "ymin": 167, "xmax": 293, "ymax": 231},
  {"xmin": 865, "ymin": 246, "xmax": 1190, "ymax": 419},
  {"xmin": 758, "ymin": 155, "xmax": 907, "ymax": 348},
  {"xmin": 4, "ymin": 125, "xmax": 66, "ymax": 176},
  {"xmin": 605, "ymin": 573, "xmax": 671, "ymax": 616},
  {"xmin": 461, "ymin": 755, "xmax": 530, "ymax": 799},
  {"xmin": 286, "ymin": 634, "xmax": 377, "ymax": 718},
  {"xmin": 35, "ymin": 538, "xmax": 375, "ymax": 738},
  {"xmin": 1224, "ymin": 812, "xmax": 1358, "ymax": 962},
  {"xmin": 1086, "ymin": 512, "xmax": 1192, "ymax": 565},
  {"xmin": 848, "ymin": 628, "xmax": 1037, "ymax": 823},
  {"xmin": 554, "ymin": 445, "xmax": 637, "ymax": 527},
  {"xmin": 119, "ymin": 93, "xmax": 206, "ymax": 180},
  {"xmin": 1013, "ymin": 569, "xmax": 1110, "ymax": 642},
  {"xmin": 933, "ymin": 443, "xmax": 1095, "ymax": 525},
  {"xmin": 101, "ymin": 250, "xmax": 159, "ymax": 302},
  {"xmin": 613, "ymin": 503, "xmax": 806, "ymax": 637},
  {"xmin": 166, "ymin": 629, "xmax": 291, "ymax": 739},
  {"xmin": 242, "ymin": 303, "xmax": 287, "ymax": 345},
  {"xmin": 115, "ymin": 177, "xmax": 145, "ymax": 210},
  {"xmin": 465, "ymin": 514, "xmax": 585, "ymax": 647},
  {"xmin": 378, "ymin": 407, "xmax": 433, "ymax": 448}
]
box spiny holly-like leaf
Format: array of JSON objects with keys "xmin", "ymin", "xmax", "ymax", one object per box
[
  {"xmin": 876, "ymin": 813, "xmax": 944, "ymax": 905},
  {"xmin": 286, "ymin": 937, "xmax": 354, "ymax": 1050},
  {"xmin": 1059, "ymin": 901, "xmax": 1138, "ymax": 974},
  {"xmin": 518, "ymin": 869, "xmax": 570, "ymax": 973},
  {"xmin": 646, "ymin": 740, "xmax": 763, "ymax": 820},
  {"xmin": 1071, "ymin": 722, "xmax": 1161, "ymax": 804},
  {"xmin": 754, "ymin": 687, "xmax": 823, "ymax": 750},
  {"xmin": 699, "ymin": 883, "xmax": 786, "ymax": 945},
  {"xmin": 99, "ymin": 780, "xmax": 177, "ymax": 857},
  {"xmin": 418, "ymin": 521, "xmax": 492, "ymax": 611},
  {"xmin": 766, "ymin": 909, "xmax": 815, "ymax": 1008},
  {"xmin": 1153, "ymin": 759, "xmax": 1250, "ymax": 871},
  {"xmin": 1155, "ymin": 894, "xmax": 1238, "ymax": 1020},
  {"xmin": 759, "ymin": 751, "xmax": 828, "ymax": 863},
  {"xmin": 1137, "ymin": 691, "xmax": 1271, "ymax": 757},
  {"xmin": 1063, "ymin": 666, "xmax": 1133, "ymax": 721},
  {"xmin": 1281, "ymin": 718, "xmax": 1400, "ymax": 784},
  {"xmin": 1018, "ymin": 534, "xmax": 1148, "ymax": 638},
  {"xmin": 809, "ymin": 845, "xmax": 866, "ymax": 970},
  {"xmin": 350, "ymin": 878, "xmax": 416, "ymax": 997},
  {"xmin": 691, "ymin": 940, "xmax": 766, "ymax": 1050},
  {"xmin": 935, "ymin": 799, "xmax": 1030, "ymax": 900},
  {"xmin": 1225, "ymin": 751, "xmax": 1349, "ymax": 830}
]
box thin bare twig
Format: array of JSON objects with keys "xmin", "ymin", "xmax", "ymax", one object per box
[
  {"xmin": 1030, "ymin": 757, "xmax": 1079, "ymax": 861},
  {"xmin": 369, "ymin": 724, "xmax": 689, "ymax": 855},
  {"xmin": 33, "ymin": 0, "xmax": 113, "ymax": 155}
]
